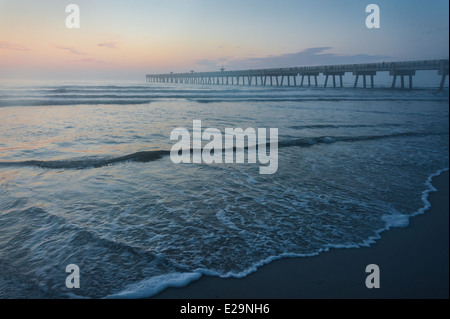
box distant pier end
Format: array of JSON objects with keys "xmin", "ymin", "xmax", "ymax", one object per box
[{"xmin": 146, "ymin": 59, "xmax": 449, "ymax": 90}]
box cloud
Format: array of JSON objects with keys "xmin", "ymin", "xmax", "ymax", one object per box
[
  {"xmin": 56, "ymin": 45, "xmax": 85, "ymax": 55},
  {"xmin": 97, "ymin": 42, "xmax": 118, "ymax": 49},
  {"xmin": 0, "ymin": 42, "xmax": 30, "ymax": 51},
  {"xmin": 196, "ymin": 47, "xmax": 390, "ymax": 70}
]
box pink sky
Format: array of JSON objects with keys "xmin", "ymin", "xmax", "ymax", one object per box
[{"xmin": 1, "ymin": 0, "xmax": 448, "ymax": 80}]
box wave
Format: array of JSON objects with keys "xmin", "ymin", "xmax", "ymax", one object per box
[
  {"xmin": 193, "ymin": 97, "xmax": 449, "ymax": 104},
  {"xmin": 2, "ymin": 97, "xmax": 445, "ymax": 107},
  {"xmin": 105, "ymin": 167, "xmax": 449, "ymax": 299},
  {"xmin": 277, "ymin": 131, "xmax": 446, "ymax": 148},
  {"xmin": 44, "ymin": 88, "xmax": 243, "ymax": 94},
  {"xmin": 0, "ymin": 131, "xmax": 445, "ymax": 170},
  {"xmin": 0, "ymin": 100, "xmax": 153, "ymax": 107},
  {"xmin": 1, "ymin": 91, "xmax": 448, "ymax": 107},
  {"xmin": 288, "ymin": 123, "xmax": 405, "ymax": 130},
  {"xmin": 105, "ymin": 272, "xmax": 202, "ymax": 299},
  {"xmin": 0, "ymin": 150, "xmax": 169, "ymax": 169}
]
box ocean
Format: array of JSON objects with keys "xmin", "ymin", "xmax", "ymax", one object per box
[{"xmin": 0, "ymin": 80, "xmax": 448, "ymax": 298}]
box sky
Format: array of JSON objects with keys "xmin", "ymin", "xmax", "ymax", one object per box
[{"xmin": 0, "ymin": 0, "xmax": 448, "ymax": 80}]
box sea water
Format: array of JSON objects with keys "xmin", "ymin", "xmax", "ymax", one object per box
[{"xmin": 0, "ymin": 80, "xmax": 448, "ymax": 298}]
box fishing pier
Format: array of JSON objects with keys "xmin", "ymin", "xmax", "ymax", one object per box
[{"xmin": 146, "ymin": 59, "xmax": 449, "ymax": 90}]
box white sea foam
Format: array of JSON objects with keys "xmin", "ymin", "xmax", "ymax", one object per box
[
  {"xmin": 112, "ymin": 167, "xmax": 449, "ymax": 299},
  {"xmin": 381, "ymin": 213, "xmax": 410, "ymax": 228},
  {"xmin": 381, "ymin": 167, "xmax": 449, "ymax": 229},
  {"xmin": 105, "ymin": 272, "xmax": 202, "ymax": 299}
]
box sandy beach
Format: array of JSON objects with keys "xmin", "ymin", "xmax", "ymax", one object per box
[{"xmin": 154, "ymin": 171, "xmax": 449, "ymax": 299}]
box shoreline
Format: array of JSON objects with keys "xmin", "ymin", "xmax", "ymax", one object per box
[{"xmin": 153, "ymin": 170, "xmax": 449, "ymax": 299}]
